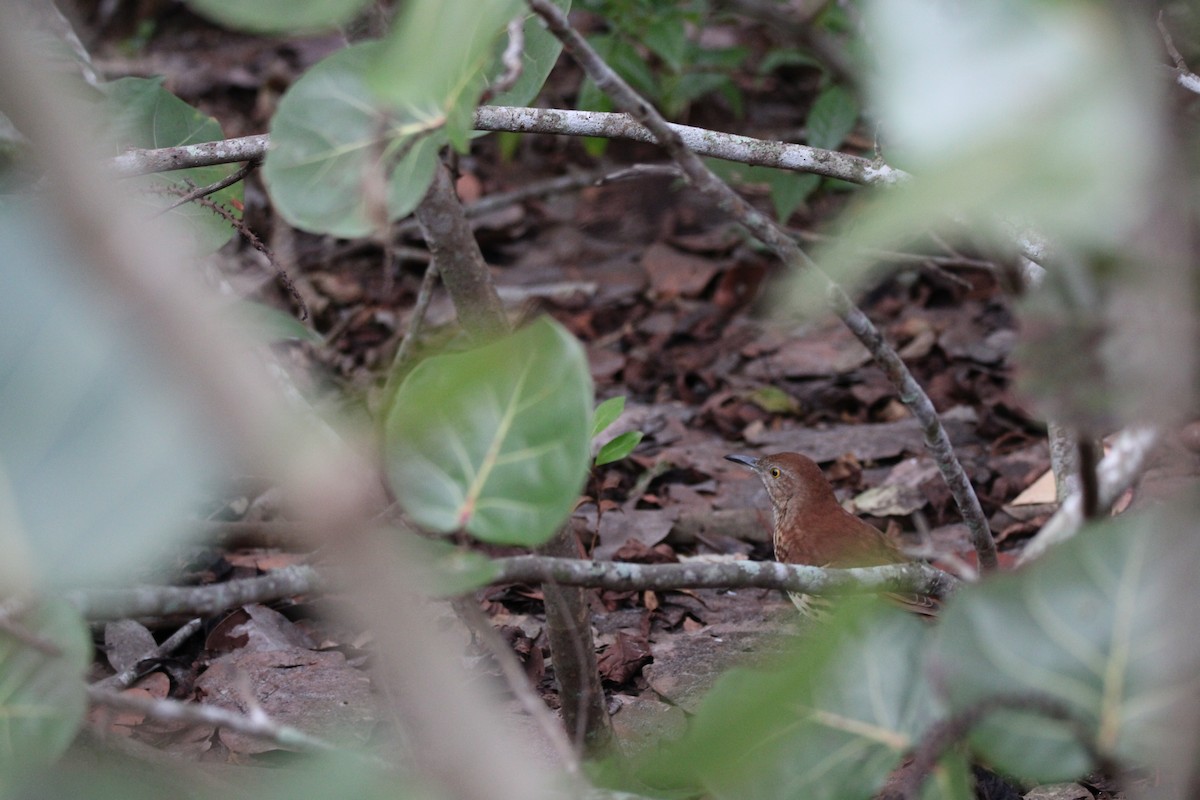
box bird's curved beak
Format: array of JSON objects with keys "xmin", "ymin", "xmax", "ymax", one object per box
[{"xmin": 724, "ymin": 454, "xmax": 759, "ymax": 470}]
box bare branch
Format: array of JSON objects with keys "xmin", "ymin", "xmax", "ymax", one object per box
[
  {"xmin": 489, "ymin": 555, "xmax": 958, "ymax": 597},
  {"xmin": 1017, "ymin": 425, "xmax": 1160, "ymax": 567},
  {"xmin": 108, "ymin": 109, "xmax": 903, "ymax": 187},
  {"xmin": 65, "ymin": 565, "xmax": 324, "ymax": 621},
  {"xmin": 488, "ymin": 16, "xmax": 527, "ymax": 96},
  {"xmin": 88, "ymin": 685, "xmax": 339, "ymax": 753},
  {"xmin": 92, "ymin": 618, "xmax": 203, "ymax": 691}
]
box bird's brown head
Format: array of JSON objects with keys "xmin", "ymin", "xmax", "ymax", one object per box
[{"xmin": 724, "ymin": 451, "xmax": 839, "ymax": 520}]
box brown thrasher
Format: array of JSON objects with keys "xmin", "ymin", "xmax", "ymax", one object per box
[{"xmin": 725, "ymin": 452, "xmax": 937, "ymax": 616}]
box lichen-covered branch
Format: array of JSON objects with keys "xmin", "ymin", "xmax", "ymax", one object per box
[{"xmin": 489, "ymin": 555, "xmax": 958, "ymax": 598}]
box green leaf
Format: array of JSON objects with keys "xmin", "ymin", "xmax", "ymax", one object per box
[
  {"xmin": 0, "ymin": 205, "xmax": 215, "ymax": 591},
  {"xmin": 100, "ymin": 77, "xmax": 241, "ymax": 253},
  {"xmin": 644, "ymin": 16, "xmax": 688, "ymax": 72},
  {"xmin": 264, "ymin": 42, "xmax": 444, "ymax": 237},
  {"xmin": 228, "ymin": 301, "xmax": 324, "ymax": 344},
  {"xmin": 487, "ymin": 0, "xmax": 571, "ymax": 108},
  {"xmin": 0, "ymin": 599, "xmax": 90, "ymax": 779},
  {"xmin": 708, "ymin": 608, "xmax": 946, "ymax": 800},
  {"xmin": 184, "ymin": 0, "xmax": 370, "ymax": 34},
  {"xmin": 806, "ymin": 84, "xmax": 859, "ymax": 151},
  {"xmin": 766, "ymin": 171, "xmax": 820, "ymax": 223},
  {"xmin": 629, "ymin": 602, "xmax": 958, "ymax": 800},
  {"xmin": 745, "ymin": 385, "xmax": 803, "ymax": 415},
  {"xmin": 932, "ymin": 512, "xmax": 1191, "ymax": 783},
  {"xmin": 595, "ymin": 431, "xmax": 642, "ymax": 466},
  {"xmin": 397, "ymin": 536, "xmax": 502, "ymax": 597},
  {"xmin": 591, "ymin": 396, "xmax": 626, "ymax": 438},
  {"xmin": 777, "ymin": 0, "xmax": 1159, "ymax": 317},
  {"xmin": 757, "ymin": 48, "xmax": 825, "ymax": 76},
  {"xmin": 384, "ymin": 318, "xmax": 592, "ymax": 546},
  {"xmin": 370, "ymin": 0, "xmax": 521, "ymax": 147}
]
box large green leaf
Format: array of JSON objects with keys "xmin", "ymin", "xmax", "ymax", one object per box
[
  {"xmin": 626, "ymin": 602, "xmax": 967, "ymax": 800},
  {"xmin": 931, "ymin": 512, "xmax": 1190, "ymax": 783},
  {"xmin": 263, "ymin": 42, "xmax": 444, "ymax": 237},
  {"xmin": 778, "ymin": 0, "xmax": 1159, "ymax": 315},
  {"xmin": 0, "ymin": 599, "xmax": 90, "ymax": 779},
  {"xmin": 384, "ymin": 318, "xmax": 591, "ymax": 546},
  {"xmin": 0, "ymin": 205, "xmax": 215, "ymax": 591},
  {"xmin": 370, "ymin": 0, "xmax": 522, "ymax": 150},
  {"xmin": 487, "ymin": 0, "xmax": 571, "ymax": 109},
  {"xmin": 708, "ymin": 608, "xmax": 959, "ymax": 800},
  {"xmin": 100, "ymin": 77, "xmax": 241, "ymax": 254},
  {"xmin": 184, "ymin": 0, "xmax": 370, "ymax": 34}
]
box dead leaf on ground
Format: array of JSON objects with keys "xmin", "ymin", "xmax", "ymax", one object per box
[
  {"xmin": 597, "ymin": 630, "xmax": 652, "ymax": 685},
  {"xmin": 642, "ymin": 242, "xmax": 723, "ymax": 299},
  {"xmin": 742, "ymin": 318, "xmax": 872, "ymax": 379},
  {"xmin": 104, "ymin": 619, "xmax": 157, "ymax": 674}
]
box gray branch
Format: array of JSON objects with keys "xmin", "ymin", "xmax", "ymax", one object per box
[
  {"xmin": 63, "ymin": 555, "xmax": 957, "ymax": 623},
  {"xmin": 107, "ymin": 109, "xmax": 902, "ymax": 188},
  {"xmin": 491, "ymin": 555, "xmax": 958, "ymax": 597}
]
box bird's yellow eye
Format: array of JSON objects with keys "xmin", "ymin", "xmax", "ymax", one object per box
[{"xmin": 769, "ymin": 467, "xmax": 781, "ymax": 478}]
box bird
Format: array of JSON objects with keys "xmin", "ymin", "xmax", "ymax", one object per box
[{"xmin": 724, "ymin": 452, "xmax": 937, "ymax": 616}]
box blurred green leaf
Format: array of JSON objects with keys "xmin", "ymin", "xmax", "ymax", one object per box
[
  {"xmin": 100, "ymin": 77, "xmax": 241, "ymax": 253},
  {"xmin": 595, "ymin": 431, "xmax": 642, "ymax": 466},
  {"xmin": 591, "ymin": 395, "xmax": 626, "ymax": 438},
  {"xmin": 806, "ymin": 84, "xmax": 858, "ymax": 151},
  {"xmin": 767, "ymin": 171, "xmax": 820, "ymax": 223},
  {"xmin": 746, "ymin": 385, "xmax": 803, "ymax": 415},
  {"xmin": 184, "ymin": 0, "xmax": 370, "ymax": 34},
  {"xmin": 228, "ymin": 301, "xmax": 324, "ymax": 344},
  {"xmin": 488, "ymin": 0, "xmax": 571, "ymax": 108},
  {"xmin": 625, "ymin": 602, "xmax": 962, "ymax": 800},
  {"xmin": 932, "ymin": 512, "xmax": 1189, "ymax": 783},
  {"xmin": 644, "ymin": 16, "xmax": 687, "ymax": 71},
  {"xmin": 384, "ymin": 318, "xmax": 592, "ymax": 546},
  {"xmin": 397, "ymin": 536, "xmax": 502, "ymax": 597},
  {"xmin": 371, "ymin": 0, "xmax": 521, "ymax": 146},
  {"xmin": 0, "ymin": 206, "xmax": 215, "ymax": 591},
  {"xmin": 0, "ymin": 599, "xmax": 90, "ymax": 779},
  {"xmin": 264, "ymin": 42, "xmax": 443, "ymax": 237},
  {"xmin": 780, "ymin": 0, "xmax": 1160, "ymax": 315},
  {"xmin": 757, "ymin": 48, "xmax": 824, "ymax": 76}
]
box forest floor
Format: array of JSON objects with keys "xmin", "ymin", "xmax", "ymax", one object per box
[{"xmin": 75, "ymin": 6, "xmax": 1200, "ymax": 798}]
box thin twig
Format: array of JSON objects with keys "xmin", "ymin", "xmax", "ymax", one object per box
[
  {"xmin": 394, "ymin": 262, "xmax": 439, "ymax": 370},
  {"xmin": 1017, "ymin": 425, "xmax": 1160, "ymax": 566},
  {"xmin": 92, "ymin": 618, "xmax": 203, "ymax": 691},
  {"xmin": 64, "ymin": 565, "xmax": 323, "ymax": 621},
  {"xmin": 487, "ymin": 16, "xmax": 527, "ymax": 96},
  {"xmin": 152, "ymin": 159, "xmax": 258, "ymax": 216},
  {"xmin": 87, "ymin": 685, "xmax": 338, "ymax": 752},
  {"xmin": 1157, "ymin": 11, "xmax": 1200, "ymax": 95},
  {"xmin": 526, "ymin": 0, "xmax": 998, "ymax": 571},
  {"xmin": 149, "ymin": 184, "xmax": 310, "ymax": 321},
  {"xmin": 452, "ymin": 597, "xmax": 582, "ymax": 777},
  {"xmin": 881, "ymin": 692, "xmax": 1110, "ymax": 800}
]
